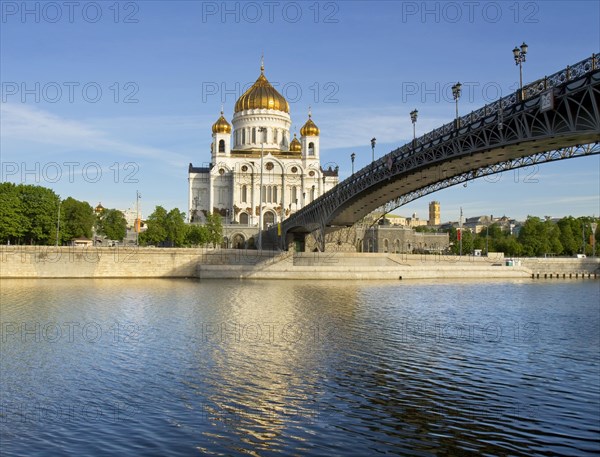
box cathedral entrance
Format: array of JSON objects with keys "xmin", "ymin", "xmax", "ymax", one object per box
[{"xmin": 232, "ymin": 234, "xmax": 246, "ymax": 249}]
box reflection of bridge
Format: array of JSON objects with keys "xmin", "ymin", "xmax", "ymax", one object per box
[{"xmin": 271, "ymin": 54, "xmax": 600, "ymax": 251}]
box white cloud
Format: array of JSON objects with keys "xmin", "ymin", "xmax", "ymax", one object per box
[
  {"xmin": 316, "ymin": 105, "xmax": 451, "ymax": 150},
  {"xmin": 0, "ymin": 103, "xmax": 190, "ymax": 167}
]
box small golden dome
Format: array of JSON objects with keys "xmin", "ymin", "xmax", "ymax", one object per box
[
  {"xmin": 234, "ymin": 65, "xmax": 290, "ymax": 113},
  {"xmin": 212, "ymin": 111, "xmax": 231, "ymax": 134},
  {"xmin": 289, "ymin": 134, "xmax": 301, "ymax": 153},
  {"xmin": 300, "ymin": 114, "xmax": 319, "ymax": 136}
]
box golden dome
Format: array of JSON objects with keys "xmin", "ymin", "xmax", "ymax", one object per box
[
  {"xmin": 212, "ymin": 111, "xmax": 231, "ymax": 134},
  {"xmin": 300, "ymin": 113, "xmax": 319, "ymax": 136},
  {"xmin": 234, "ymin": 65, "xmax": 290, "ymax": 113},
  {"xmin": 289, "ymin": 134, "xmax": 301, "ymax": 153}
]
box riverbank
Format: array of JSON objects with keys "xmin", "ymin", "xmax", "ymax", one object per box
[{"xmin": 1, "ymin": 246, "xmax": 598, "ymax": 280}]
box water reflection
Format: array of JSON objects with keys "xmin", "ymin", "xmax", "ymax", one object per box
[{"xmin": 1, "ymin": 279, "xmax": 598, "ymax": 456}]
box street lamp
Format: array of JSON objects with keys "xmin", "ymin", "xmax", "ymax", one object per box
[
  {"xmin": 452, "ymin": 82, "xmax": 462, "ymax": 128},
  {"xmin": 459, "ymin": 207, "xmax": 463, "ymax": 257},
  {"xmin": 410, "ymin": 109, "xmax": 418, "ymax": 145},
  {"xmin": 591, "ymin": 222, "xmax": 598, "ymax": 257},
  {"xmin": 258, "ymin": 127, "xmax": 266, "ymax": 250},
  {"xmin": 351, "ymin": 152, "xmax": 356, "ymax": 174},
  {"xmin": 136, "ymin": 190, "xmax": 141, "ymax": 246},
  {"xmin": 370, "ymin": 138, "xmax": 376, "ymax": 162},
  {"xmin": 512, "ymin": 42, "xmax": 528, "ymax": 100}
]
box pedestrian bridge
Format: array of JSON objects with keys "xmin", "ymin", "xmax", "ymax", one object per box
[{"xmin": 271, "ymin": 54, "xmax": 600, "ymax": 250}]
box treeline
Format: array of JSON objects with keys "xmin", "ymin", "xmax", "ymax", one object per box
[
  {"xmin": 0, "ymin": 183, "xmax": 224, "ymax": 248},
  {"xmin": 138, "ymin": 206, "xmax": 223, "ymax": 247},
  {"xmin": 447, "ymin": 216, "xmax": 599, "ymax": 256},
  {"xmin": 0, "ymin": 183, "xmax": 127, "ymax": 245}
]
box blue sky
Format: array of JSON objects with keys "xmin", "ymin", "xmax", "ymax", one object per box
[{"xmin": 1, "ymin": 0, "xmax": 599, "ymax": 222}]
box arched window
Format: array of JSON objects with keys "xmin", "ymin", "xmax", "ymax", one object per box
[
  {"xmin": 252, "ymin": 128, "xmax": 256, "ymax": 144},
  {"xmin": 273, "ymin": 186, "xmax": 278, "ymax": 203},
  {"xmin": 242, "ymin": 129, "xmax": 246, "ymax": 144},
  {"xmin": 239, "ymin": 213, "xmax": 249, "ymax": 225},
  {"xmin": 218, "ymin": 139, "xmax": 225, "ymax": 153},
  {"xmin": 264, "ymin": 211, "xmax": 275, "ymax": 226},
  {"xmin": 291, "ymin": 186, "xmax": 297, "ymax": 204},
  {"xmin": 261, "ymin": 185, "xmax": 266, "ymax": 203},
  {"xmin": 308, "ymin": 142, "xmax": 315, "ymax": 155},
  {"xmin": 241, "ymin": 185, "xmax": 247, "ymax": 203}
]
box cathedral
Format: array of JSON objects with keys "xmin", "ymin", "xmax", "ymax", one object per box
[{"xmin": 188, "ymin": 62, "xmax": 339, "ymax": 246}]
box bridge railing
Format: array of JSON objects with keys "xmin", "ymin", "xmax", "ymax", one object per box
[{"xmin": 287, "ymin": 53, "xmax": 599, "ymax": 226}]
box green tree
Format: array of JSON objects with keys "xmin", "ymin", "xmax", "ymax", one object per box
[
  {"xmin": 518, "ymin": 216, "xmax": 551, "ymax": 256},
  {"xmin": 97, "ymin": 209, "xmax": 127, "ymax": 241},
  {"xmin": 59, "ymin": 197, "xmax": 95, "ymax": 243},
  {"xmin": 185, "ymin": 224, "xmax": 209, "ymax": 246},
  {"xmin": 18, "ymin": 184, "xmax": 60, "ymax": 245},
  {"xmin": 495, "ymin": 236, "xmax": 523, "ymax": 257},
  {"xmin": 557, "ymin": 217, "xmax": 579, "ymax": 255},
  {"xmin": 447, "ymin": 226, "xmax": 474, "ymax": 255},
  {"xmin": 0, "ymin": 183, "xmax": 28, "ymax": 244},
  {"xmin": 140, "ymin": 206, "xmax": 168, "ymax": 246},
  {"xmin": 165, "ymin": 208, "xmax": 188, "ymax": 247},
  {"xmin": 547, "ymin": 220, "xmax": 563, "ymax": 255},
  {"xmin": 205, "ymin": 212, "xmax": 223, "ymax": 247}
]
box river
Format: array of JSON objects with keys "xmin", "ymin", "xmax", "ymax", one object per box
[{"xmin": 1, "ymin": 278, "xmax": 598, "ymax": 456}]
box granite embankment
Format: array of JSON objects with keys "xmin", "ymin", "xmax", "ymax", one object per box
[{"xmin": 1, "ymin": 246, "xmax": 599, "ymax": 280}]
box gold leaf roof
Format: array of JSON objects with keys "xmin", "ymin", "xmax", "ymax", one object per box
[
  {"xmin": 234, "ymin": 66, "xmax": 290, "ymax": 114},
  {"xmin": 300, "ymin": 114, "xmax": 319, "ymax": 137},
  {"xmin": 289, "ymin": 134, "xmax": 302, "ymax": 153},
  {"xmin": 212, "ymin": 111, "xmax": 231, "ymax": 134}
]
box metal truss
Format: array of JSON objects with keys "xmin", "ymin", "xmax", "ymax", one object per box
[{"xmin": 368, "ymin": 143, "xmax": 600, "ymax": 229}]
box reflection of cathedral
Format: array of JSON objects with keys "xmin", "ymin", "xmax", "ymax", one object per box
[{"xmin": 188, "ymin": 62, "xmax": 339, "ymax": 244}]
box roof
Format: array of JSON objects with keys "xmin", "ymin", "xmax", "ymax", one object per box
[{"xmin": 189, "ymin": 163, "xmax": 210, "ymax": 174}]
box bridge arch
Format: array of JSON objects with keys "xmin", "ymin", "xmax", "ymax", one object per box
[{"xmin": 278, "ymin": 56, "xmax": 600, "ymax": 250}]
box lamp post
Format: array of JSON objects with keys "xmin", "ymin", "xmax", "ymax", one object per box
[
  {"xmin": 370, "ymin": 138, "xmax": 376, "ymax": 162},
  {"xmin": 459, "ymin": 207, "xmax": 463, "ymax": 257},
  {"xmin": 410, "ymin": 109, "xmax": 418, "ymax": 146},
  {"xmin": 452, "ymin": 82, "xmax": 462, "ymax": 128},
  {"xmin": 258, "ymin": 127, "xmax": 266, "ymax": 250},
  {"xmin": 485, "ymin": 224, "xmax": 489, "ymax": 256},
  {"xmin": 591, "ymin": 222, "xmax": 597, "ymax": 257},
  {"xmin": 351, "ymin": 152, "xmax": 356, "ymax": 174},
  {"xmin": 136, "ymin": 190, "xmax": 141, "ymax": 246},
  {"xmin": 512, "ymin": 42, "xmax": 528, "ymax": 100}
]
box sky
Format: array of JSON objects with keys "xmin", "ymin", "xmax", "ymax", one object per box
[{"xmin": 1, "ymin": 0, "xmax": 599, "ymax": 223}]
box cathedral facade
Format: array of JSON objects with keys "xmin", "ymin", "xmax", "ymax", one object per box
[{"xmin": 188, "ymin": 64, "xmax": 339, "ymax": 246}]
